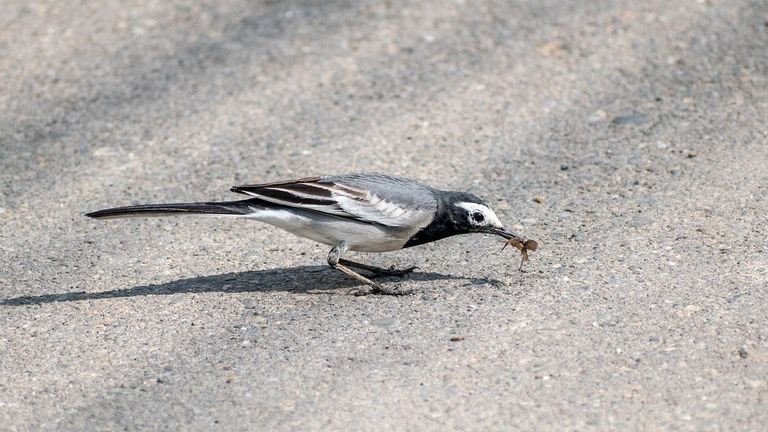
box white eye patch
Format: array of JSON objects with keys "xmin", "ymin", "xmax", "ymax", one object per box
[{"xmin": 454, "ymin": 202, "xmax": 503, "ymax": 227}]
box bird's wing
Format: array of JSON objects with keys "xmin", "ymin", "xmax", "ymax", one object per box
[{"xmin": 230, "ymin": 173, "xmax": 437, "ymax": 228}]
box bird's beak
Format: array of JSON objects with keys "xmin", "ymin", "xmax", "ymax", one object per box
[{"xmin": 484, "ymin": 226, "xmax": 524, "ymax": 241}]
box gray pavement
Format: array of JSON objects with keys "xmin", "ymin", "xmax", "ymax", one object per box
[{"xmin": 1, "ymin": 0, "xmax": 767, "ymax": 430}]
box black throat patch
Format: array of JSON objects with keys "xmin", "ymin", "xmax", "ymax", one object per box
[{"xmin": 402, "ymin": 191, "xmax": 472, "ymax": 248}]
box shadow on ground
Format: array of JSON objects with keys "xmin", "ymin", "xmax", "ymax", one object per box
[{"xmin": 1, "ymin": 266, "xmax": 503, "ymax": 306}]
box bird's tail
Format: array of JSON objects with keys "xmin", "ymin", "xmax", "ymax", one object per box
[{"xmin": 85, "ymin": 199, "xmax": 260, "ymax": 219}]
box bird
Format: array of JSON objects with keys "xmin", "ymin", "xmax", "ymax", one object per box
[{"xmin": 86, "ymin": 173, "xmax": 529, "ymax": 295}]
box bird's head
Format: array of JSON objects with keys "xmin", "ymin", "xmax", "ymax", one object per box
[{"xmin": 447, "ymin": 192, "xmax": 521, "ymax": 240}]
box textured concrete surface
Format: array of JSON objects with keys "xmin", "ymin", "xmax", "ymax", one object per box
[{"xmin": 1, "ymin": 0, "xmax": 767, "ymax": 430}]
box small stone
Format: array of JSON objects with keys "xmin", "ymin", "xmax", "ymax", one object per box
[
  {"xmin": 533, "ymin": 196, "xmax": 544, "ymax": 204},
  {"xmin": 739, "ymin": 346, "xmax": 748, "ymax": 359},
  {"xmin": 612, "ymin": 114, "xmax": 649, "ymax": 125},
  {"xmin": 539, "ymin": 41, "xmax": 569, "ymax": 56},
  {"xmin": 587, "ymin": 110, "xmax": 607, "ymax": 123}
]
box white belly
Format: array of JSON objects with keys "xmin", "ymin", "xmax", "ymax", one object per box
[{"xmin": 245, "ymin": 209, "xmax": 414, "ymax": 252}]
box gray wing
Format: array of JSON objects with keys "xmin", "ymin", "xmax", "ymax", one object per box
[{"xmin": 230, "ymin": 173, "xmax": 437, "ymax": 228}]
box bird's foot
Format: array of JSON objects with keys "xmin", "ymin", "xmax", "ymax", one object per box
[
  {"xmin": 337, "ymin": 259, "xmax": 417, "ymax": 278},
  {"xmin": 331, "ymin": 254, "xmax": 415, "ymax": 296}
]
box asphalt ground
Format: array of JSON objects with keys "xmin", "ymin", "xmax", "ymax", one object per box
[{"xmin": 1, "ymin": 1, "xmax": 767, "ymax": 430}]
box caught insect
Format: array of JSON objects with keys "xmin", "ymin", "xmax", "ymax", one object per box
[{"xmin": 502, "ymin": 237, "xmax": 539, "ymax": 271}]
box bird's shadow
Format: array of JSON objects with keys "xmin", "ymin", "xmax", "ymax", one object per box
[{"xmin": 1, "ymin": 266, "xmax": 505, "ymax": 306}]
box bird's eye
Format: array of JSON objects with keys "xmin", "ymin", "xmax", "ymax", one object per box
[{"xmin": 472, "ymin": 212, "xmax": 485, "ymax": 223}]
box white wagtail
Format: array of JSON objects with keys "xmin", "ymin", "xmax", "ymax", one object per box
[{"xmin": 86, "ymin": 173, "xmax": 531, "ymax": 295}]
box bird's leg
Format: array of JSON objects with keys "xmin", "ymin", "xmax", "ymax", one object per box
[
  {"xmin": 327, "ymin": 243, "xmax": 412, "ymax": 296},
  {"xmin": 337, "ymin": 259, "xmax": 417, "ymax": 278}
]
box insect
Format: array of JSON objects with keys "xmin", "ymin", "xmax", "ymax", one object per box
[{"xmin": 502, "ymin": 237, "xmax": 539, "ymax": 271}]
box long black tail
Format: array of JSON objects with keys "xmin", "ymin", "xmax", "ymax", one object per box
[{"xmin": 85, "ymin": 199, "xmax": 261, "ymax": 219}]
